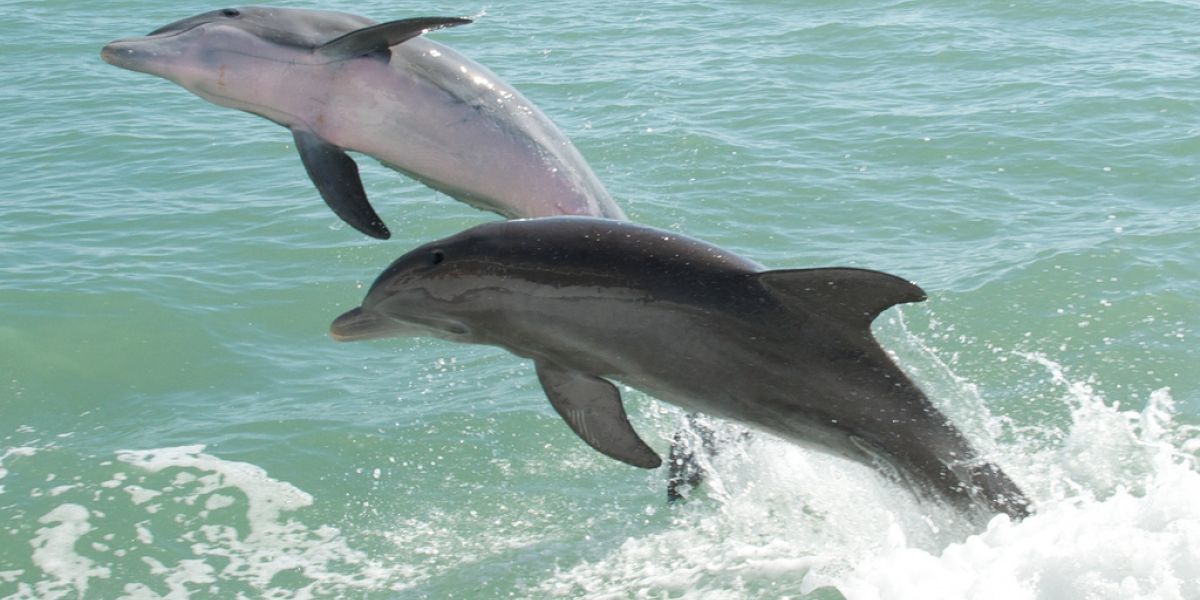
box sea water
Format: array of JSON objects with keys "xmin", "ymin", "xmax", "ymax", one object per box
[{"xmin": 1, "ymin": 0, "xmax": 1197, "ymax": 598}]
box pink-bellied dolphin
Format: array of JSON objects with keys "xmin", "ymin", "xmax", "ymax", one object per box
[
  {"xmin": 330, "ymin": 217, "xmax": 1033, "ymax": 523},
  {"xmin": 100, "ymin": 7, "xmax": 624, "ymax": 239}
]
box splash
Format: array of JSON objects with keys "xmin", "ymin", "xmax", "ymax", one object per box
[
  {"xmin": 537, "ymin": 353, "xmax": 1200, "ymax": 599},
  {"xmin": 823, "ymin": 462, "xmax": 1200, "ymax": 599},
  {"xmin": 817, "ymin": 368, "xmax": 1200, "ymax": 600}
]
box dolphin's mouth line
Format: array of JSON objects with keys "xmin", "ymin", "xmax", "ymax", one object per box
[
  {"xmin": 396, "ymin": 314, "xmax": 470, "ymax": 336},
  {"xmin": 144, "ymin": 20, "xmax": 206, "ymax": 39}
]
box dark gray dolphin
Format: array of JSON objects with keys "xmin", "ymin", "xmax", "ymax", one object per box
[
  {"xmin": 330, "ymin": 217, "xmax": 1032, "ymax": 523},
  {"xmin": 101, "ymin": 7, "xmax": 624, "ymax": 239}
]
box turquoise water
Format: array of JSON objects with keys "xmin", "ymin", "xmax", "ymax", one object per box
[{"xmin": 3, "ymin": 1, "xmax": 1199, "ymax": 597}]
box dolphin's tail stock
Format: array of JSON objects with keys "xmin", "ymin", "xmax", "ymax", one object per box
[
  {"xmin": 959, "ymin": 457, "xmax": 1033, "ymax": 520},
  {"xmin": 880, "ymin": 424, "xmax": 1033, "ymax": 524},
  {"xmin": 841, "ymin": 367, "xmax": 1033, "ymax": 523}
]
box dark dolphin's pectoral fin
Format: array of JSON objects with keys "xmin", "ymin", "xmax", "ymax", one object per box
[
  {"xmin": 316, "ymin": 17, "xmax": 472, "ymax": 61},
  {"xmin": 535, "ymin": 360, "xmax": 662, "ymax": 469},
  {"xmin": 292, "ymin": 129, "xmax": 390, "ymax": 240},
  {"xmin": 755, "ymin": 268, "xmax": 927, "ymax": 328}
]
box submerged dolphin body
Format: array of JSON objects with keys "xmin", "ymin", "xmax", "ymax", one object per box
[
  {"xmin": 330, "ymin": 217, "xmax": 1033, "ymax": 522},
  {"xmin": 101, "ymin": 8, "xmax": 624, "ymax": 239}
]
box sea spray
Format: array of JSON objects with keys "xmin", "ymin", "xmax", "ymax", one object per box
[
  {"xmin": 537, "ymin": 352, "xmax": 1199, "ymax": 599},
  {"xmin": 817, "ymin": 379, "xmax": 1200, "ymax": 600}
]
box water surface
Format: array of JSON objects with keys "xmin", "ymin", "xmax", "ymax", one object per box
[{"xmin": 1, "ymin": 1, "xmax": 1198, "ymax": 598}]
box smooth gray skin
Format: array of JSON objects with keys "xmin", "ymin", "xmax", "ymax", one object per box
[
  {"xmin": 101, "ymin": 7, "xmax": 624, "ymax": 239},
  {"xmin": 331, "ymin": 217, "xmax": 1033, "ymax": 523}
]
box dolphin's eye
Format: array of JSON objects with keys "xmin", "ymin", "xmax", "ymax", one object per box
[
  {"xmin": 221, "ymin": 8, "xmax": 241, "ymax": 17},
  {"xmin": 430, "ymin": 249, "xmax": 446, "ymax": 266}
]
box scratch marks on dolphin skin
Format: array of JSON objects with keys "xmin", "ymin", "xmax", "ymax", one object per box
[{"xmin": 571, "ymin": 408, "xmax": 597, "ymax": 447}]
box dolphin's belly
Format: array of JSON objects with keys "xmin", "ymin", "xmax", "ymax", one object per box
[
  {"xmin": 624, "ymin": 372, "xmax": 867, "ymax": 455},
  {"xmin": 501, "ymin": 291, "xmax": 975, "ymax": 490},
  {"xmin": 524, "ymin": 301, "xmax": 874, "ymax": 464},
  {"xmin": 614, "ymin": 357, "xmax": 880, "ymax": 468},
  {"xmin": 540, "ymin": 302, "xmax": 946, "ymax": 476},
  {"xmin": 318, "ymin": 44, "xmax": 619, "ymax": 220}
]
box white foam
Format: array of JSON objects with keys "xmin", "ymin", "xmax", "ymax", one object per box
[
  {"xmin": 25, "ymin": 503, "xmax": 111, "ymax": 600},
  {"xmin": 117, "ymin": 445, "xmax": 312, "ymax": 537},
  {"xmin": 202, "ymin": 493, "xmax": 234, "ymax": 511},
  {"xmin": 48, "ymin": 485, "xmax": 77, "ymax": 497},
  {"xmin": 122, "ymin": 484, "xmax": 161, "ymax": 505},
  {"xmin": 99, "ymin": 472, "xmax": 127, "ymax": 489},
  {"xmin": 0, "ymin": 446, "xmax": 38, "ymax": 485},
  {"xmin": 111, "ymin": 444, "xmax": 397, "ymax": 597},
  {"xmin": 134, "ymin": 521, "xmax": 154, "ymax": 545}
]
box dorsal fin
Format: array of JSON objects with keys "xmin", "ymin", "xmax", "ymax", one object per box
[
  {"xmin": 754, "ymin": 268, "xmax": 926, "ymax": 328},
  {"xmin": 316, "ymin": 16, "xmax": 472, "ymax": 61}
]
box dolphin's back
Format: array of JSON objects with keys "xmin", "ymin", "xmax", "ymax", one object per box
[
  {"xmin": 385, "ymin": 41, "xmax": 624, "ymax": 220},
  {"xmin": 446, "ymin": 217, "xmax": 763, "ymax": 281},
  {"xmin": 148, "ymin": 7, "xmax": 374, "ymax": 49}
]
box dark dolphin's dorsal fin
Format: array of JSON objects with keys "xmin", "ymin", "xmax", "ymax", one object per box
[
  {"xmin": 535, "ymin": 360, "xmax": 662, "ymax": 469},
  {"xmin": 755, "ymin": 268, "xmax": 927, "ymax": 328},
  {"xmin": 291, "ymin": 128, "xmax": 390, "ymax": 239},
  {"xmin": 315, "ymin": 16, "xmax": 472, "ymax": 61}
]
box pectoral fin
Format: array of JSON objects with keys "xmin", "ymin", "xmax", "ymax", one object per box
[
  {"xmin": 535, "ymin": 360, "xmax": 661, "ymax": 469},
  {"xmin": 316, "ymin": 17, "xmax": 472, "ymax": 61},
  {"xmin": 292, "ymin": 129, "xmax": 390, "ymax": 240}
]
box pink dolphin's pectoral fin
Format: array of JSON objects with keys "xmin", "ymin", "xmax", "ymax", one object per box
[{"xmin": 292, "ymin": 128, "xmax": 390, "ymax": 240}]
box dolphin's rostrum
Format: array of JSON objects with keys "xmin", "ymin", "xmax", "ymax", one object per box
[
  {"xmin": 101, "ymin": 7, "xmax": 624, "ymax": 239},
  {"xmin": 331, "ymin": 217, "xmax": 1033, "ymax": 522}
]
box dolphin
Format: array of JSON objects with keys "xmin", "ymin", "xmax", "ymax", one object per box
[
  {"xmin": 100, "ymin": 7, "xmax": 624, "ymax": 239},
  {"xmin": 329, "ymin": 217, "xmax": 1033, "ymax": 522}
]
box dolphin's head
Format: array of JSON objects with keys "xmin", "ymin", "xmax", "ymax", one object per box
[
  {"xmin": 330, "ymin": 226, "xmax": 500, "ymax": 344},
  {"xmin": 101, "ymin": 7, "xmax": 370, "ymax": 118},
  {"xmin": 330, "ymin": 217, "xmax": 764, "ymax": 345},
  {"xmin": 330, "ymin": 218, "xmax": 618, "ymax": 344},
  {"xmin": 102, "ymin": 8, "xmax": 274, "ymax": 85}
]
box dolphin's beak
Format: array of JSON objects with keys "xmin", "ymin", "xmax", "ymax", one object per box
[
  {"xmin": 101, "ymin": 34, "xmax": 184, "ymax": 75},
  {"xmin": 102, "ymin": 13, "xmax": 206, "ymax": 68},
  {"xmin": 330, "ymin": 307, "xmax": 421, "ymax": 342},
  {"xmin": 101, "ymin": 38, "xmax": 157, "ymax": 73},
  {"xmin": 100, "ymin": 40, "xmax": 129, "ymax": 67}
]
